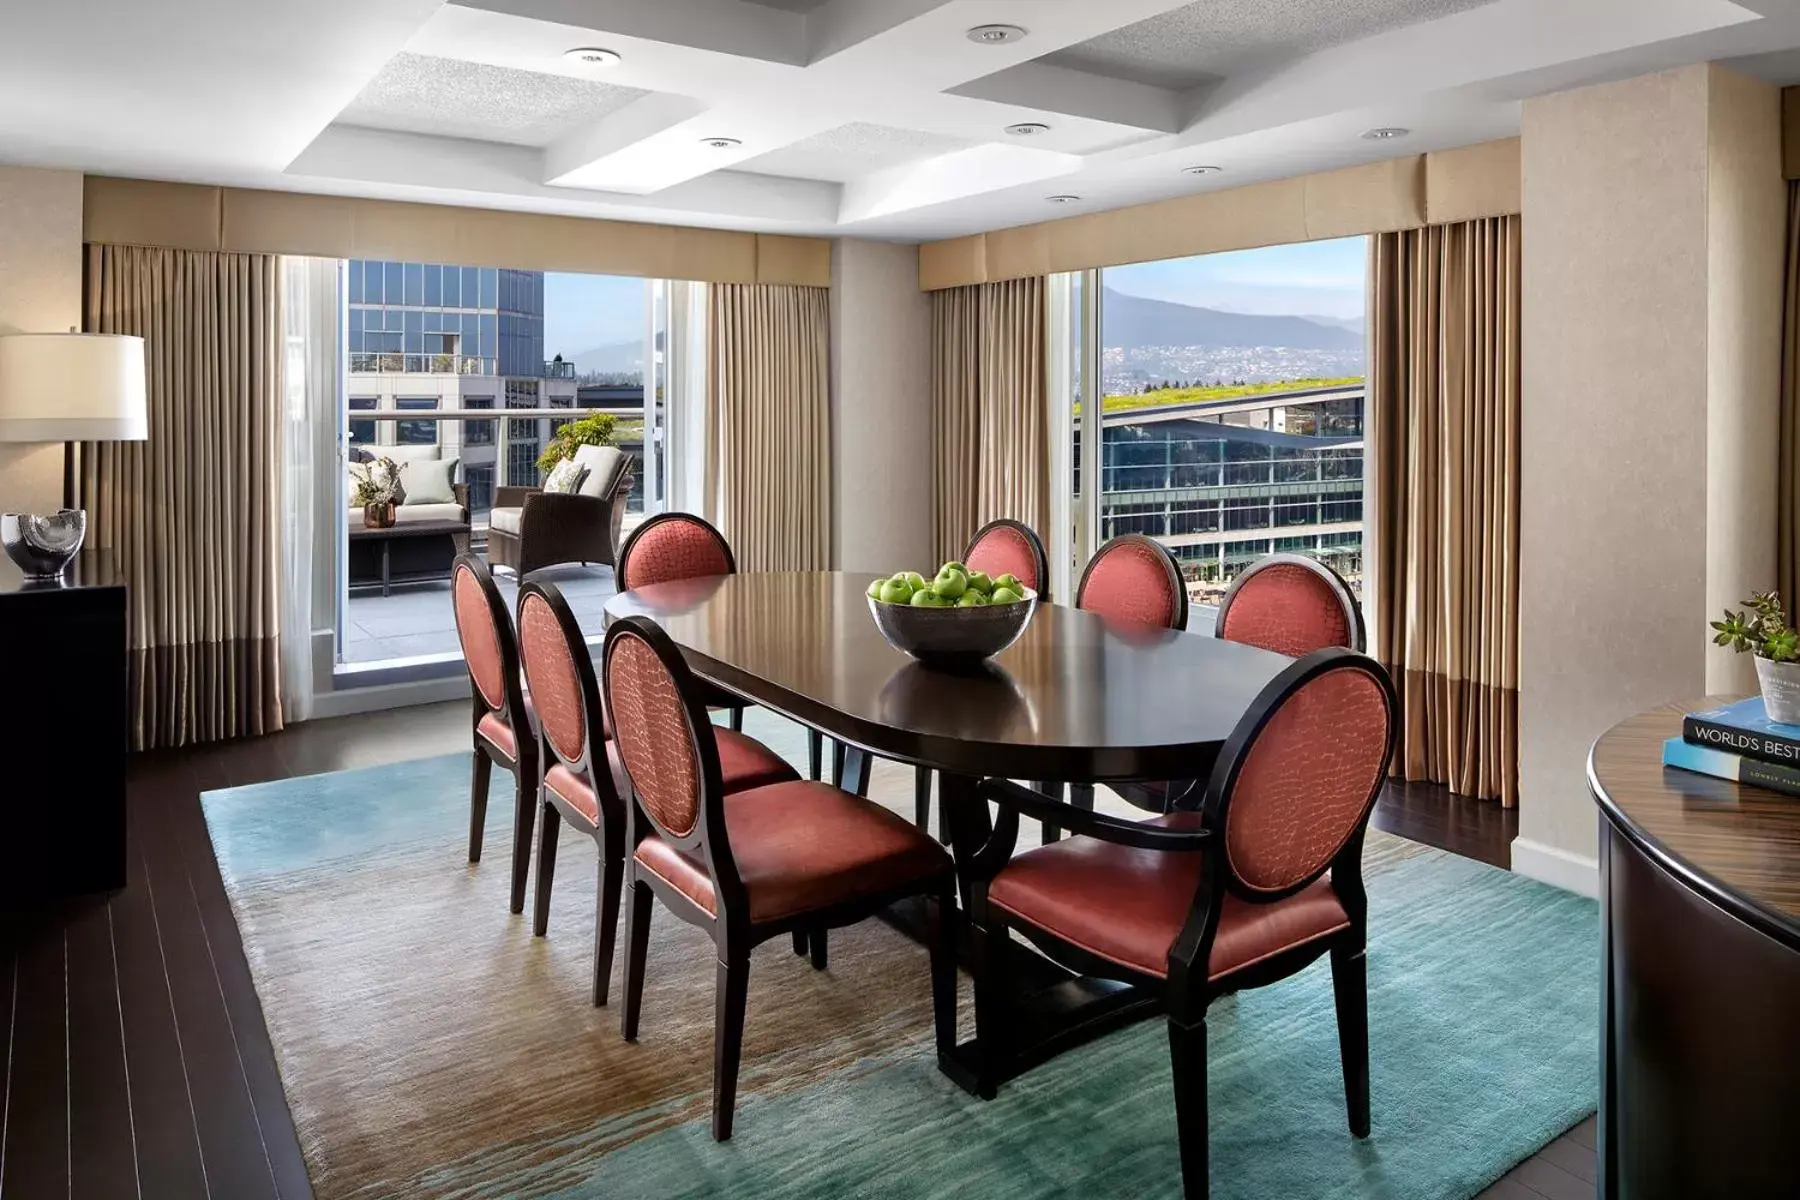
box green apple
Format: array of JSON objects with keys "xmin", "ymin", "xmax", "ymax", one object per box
[
  {"xmin": 989, "ymin": 587, "xmax": 1023, "ymax": 606},
  {"xmin": 956, "ymin": 590, "xmax": 987, "ymax": 607},
  {"xmin": 939, "ymin": 560, "xmax": 967, "ymax": 576},
  {"xmin": 904, "ymin": 571, "xmax": 928, "ymax": 591},
  {"xmin": 878, "ymin": 578, "xmax": 914, "ymax": 605},
  {"xmin": 910, "ymin": 587, "xmax": 950, "ymax": 608},
  {"xmin": 867, "ymin": 578, "xmax": 885, "ymax": 599},
  {"xmin": 966, "ymin": 570, "xmax": 993, "ymax": 594},
  {"xmin": 933, "ymin": 565, "xmax": 968, "ymax": 600},
  {"xmin": 992, "ymin": 573, "xmax": 1020, "ymax": 594}
]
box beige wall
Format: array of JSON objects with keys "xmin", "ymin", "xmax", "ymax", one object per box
[
  {"xmin": 0, "ymin": 166, "xmax": 83, "ymax": 514},
  {"xmin": 829, "ymin": 239, "xmax": 933, "ymax": 572},
  {"xmin": 1518, "ymin": 64, "xmax": 1785, "ymax": 881}
]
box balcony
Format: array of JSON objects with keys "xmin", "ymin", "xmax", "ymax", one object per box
[{"xmin": 349, "ymin": 352, "xmax": 496, "ymax": 375}]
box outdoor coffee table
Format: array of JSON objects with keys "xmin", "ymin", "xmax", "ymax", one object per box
[{"xmin": 348, "ymin": 520, "xmax": 470, "ymax": 597}]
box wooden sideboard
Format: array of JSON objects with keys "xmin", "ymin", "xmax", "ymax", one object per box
[
  {"xmin": 0, "ymin": 551, "xmax": 127, "ymax": 900},
  {"xmin": 1588, "ymin": 702, "xmax": 1800, "ymax": 1200}
]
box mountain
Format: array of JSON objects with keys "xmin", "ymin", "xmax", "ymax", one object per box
[
  {"xmin": 558, "ymin": 339, "xmax": 643, "ymax": 376},
  {"xmin": 1304, "ymin": 314, "xmax": 1366, "ymax": 335},
  {"xmin": 1103, "ymin": 289, "xmax": 1363, "ymax": 352}
]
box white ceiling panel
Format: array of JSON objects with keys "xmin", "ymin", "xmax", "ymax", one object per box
[
  {"xmin": 338, "ymin": 52, "xmax": 649, "ymax": 147},
  {"xmin": 1040, "ymin": 0, "xmax": 1501, "ymax": 90},
  {"xmin": 733, "ymin": 122, "xmax": 971, "ymax": 183}
]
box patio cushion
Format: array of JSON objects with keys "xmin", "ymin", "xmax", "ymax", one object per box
[
  {"xmin": 573, "ymin": 444, "xmax": 627, "ymax": 500},
  {"xmin": 399, "ymin": 457, "xmax": 458, "ymax": 505},
  {"xmin": 489, "ymin": 507, "xmax": 523, "ymax": 535}
]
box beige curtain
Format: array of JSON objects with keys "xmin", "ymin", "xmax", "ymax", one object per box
[
  {"xmin": 1370, "ymin": 216, "xmax": 1521, "ymax": 805},
  {"xmin": 82, "ymin": 244, "xmax": 284, "ymax": 750},
  {"xmin": 930, "ymin": 278, "xmax": 1048, "ymax": 561},
  {"xmin": 705, "ymin": 283, "xmax": 830, "ymax": 571},
  {"xmin": 1780, "ymin": 182, "xmax": 1800, "ymax": 615}
]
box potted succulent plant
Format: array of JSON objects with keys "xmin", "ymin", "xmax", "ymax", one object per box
[
  {"xmin": 1710, "ymin": 590, "xmax": 1800, "ymax": 724},
  {"xmin": 351, "ymin": 456, "xmax": 404, "ymax": 529}
]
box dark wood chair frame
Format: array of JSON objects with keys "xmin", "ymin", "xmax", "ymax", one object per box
[
  {"xmin": 912, "ymin": 518, "xmax": 1054, "ymax": 836},
  {"xmin": 1041, "ymin": 533, "xmax": 1192, "ymax": 841},
  {"xmin": 958, "ymin": 648, "xmax": 1397, "ymax": 1199},
  {"xmin": 515, "ymin": 578, "xmax": 631, "ymax": 1008},
  {"xmin": 487, "ymin": 462, "xmax": 633, "ymax": 579},
  {"xmin": 615, "ymin": 511, "xmax": 748, "ymax": 737},
  {"xmin": 453, "ymin": 553, "xmax": 538, "ymax": 915},
  {"xmin": 605, "ymin": 615, "xmax": 961, "ymax": 1142},
  {"xmin": 1213, "ymin": 551, "xmax": 1367, "ymax": 654}
]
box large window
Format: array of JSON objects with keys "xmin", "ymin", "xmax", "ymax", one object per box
[
  {"xmin": 1068, "ymin": 237, "xmax": 1368, "ymax": 609},
  {"xmin": 395, "ymin": 397, "xmax": 438, "ymax": 445},
  {"xmin": 348, "ymin": 396, "xmax": 376, "ymax": 445}
]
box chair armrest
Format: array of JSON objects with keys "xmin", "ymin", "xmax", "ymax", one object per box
[
  {"xmin": 494, "ymin": 485, "xmax": 540, "ymax": 509},
  {"xmin": 978, "ymin": 779, "xmax": 1212, "ymax": 851},
  {"xmin": 453, "ymin": 482, "xmax": 469, "ymax": 522}
]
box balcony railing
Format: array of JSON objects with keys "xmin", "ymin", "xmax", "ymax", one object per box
[{"xmin": 349, "ymin": 353, "xmax": 496, "ymax": 375}]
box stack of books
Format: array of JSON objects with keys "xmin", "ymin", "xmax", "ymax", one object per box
[{"xmin": 1662, "ymin": 697, "xmax": 1800, "ymax": 796}]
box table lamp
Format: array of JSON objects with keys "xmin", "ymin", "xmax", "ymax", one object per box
[{"xmin": 0, "ymin": 332, "xmax": 148, "ymax": 577}]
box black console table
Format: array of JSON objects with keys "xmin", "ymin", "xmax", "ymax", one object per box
[
  {"xmin": 0, "ymin": 551, "xmax": 128, "ymax": 900},
  {"xmin": 1589, "ymin": 701, "xmax": 1800, "ymax": 1200}
]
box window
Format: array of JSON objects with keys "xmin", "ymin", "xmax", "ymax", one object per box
[
  {"xmin": 396, "ymin": 397, "xmax": 438, "ymax": 445},
  {"xmin": 348, "ymin": 396, "xmax": 377, "ymax": 445},
  {"xmin": 465, "ymin": 463, "xmax": 494, "ymax": 520},
  {"xmin": 1066, "ymin": 236, "xmax": 1368, "ymax": 610},
  {"xmin": 463, "ymin": 395, "xmax": 494, "ymax": 445}
]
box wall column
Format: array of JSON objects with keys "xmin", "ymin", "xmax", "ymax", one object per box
[{"xmin": 0, "ymin": 166, "xmax": 83, "ymax": 514}]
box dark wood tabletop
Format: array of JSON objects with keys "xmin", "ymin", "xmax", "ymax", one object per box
[
  {"xmin": 1589, "ymin": 699, "xmax": 1800, "ymax": 949},
  {"xmin": 602, "ymin": 570, "xmax": 1294, "ymax": 783},
  {"xmin": 346, "ymin": 519, "xmax": 469, "ymax": 541}
]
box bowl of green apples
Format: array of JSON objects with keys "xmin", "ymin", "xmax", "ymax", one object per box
[{"xmin": 866, "ymin": 561, "xmax": 1037, "ymax": 668}]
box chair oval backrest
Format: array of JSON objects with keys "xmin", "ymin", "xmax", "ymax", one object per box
[
  {"xmin": 452, "ymin": 556, "xmax": 509, "ymax": 714},
  {"xmin": 1076, "ymin": 534, "xmax": 1188, "ymax": 630},
  {"xmin": 964, "ymin": 519, "xmax": 1049, "ymax": 599},
  {"xmin": 516, "ymin": 585, "xmax": 591, "ymax": 768},
  {"xmin": 616, "ymin": 512, "xmax": 736, "ymax": 591},
  {"xmin": 603, "ymin": 620, "xmax": 709, "ymax": 839},
  {"xmin": 1215, "ymin": 554, "xmax": 1363, "ymax": 656},
  {"xmin": 1211, "ymin": 651, "xmax": 1395, "ymax": 897}
]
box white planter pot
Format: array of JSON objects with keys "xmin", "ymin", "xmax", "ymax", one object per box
[{"xmin": 1754, "ymin": 656, "xmax": 1800, "ymax": 726}]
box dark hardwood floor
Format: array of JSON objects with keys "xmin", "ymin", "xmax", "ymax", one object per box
[{"xmin": 0, "ymin": 701, "xmax": 1579, "ymax": 1200}]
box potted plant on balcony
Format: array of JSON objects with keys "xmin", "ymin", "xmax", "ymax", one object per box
[
  {"xmin": 537, "ymin": 412, "xmax": 622, "ymax": 476},
  {"xmin": 1710, "ymin": 590, "xmax": 1800, "ymax": 723},
  {"xmin": 351, "ymin": 456, "xmax": 404, "ymax": 529}
]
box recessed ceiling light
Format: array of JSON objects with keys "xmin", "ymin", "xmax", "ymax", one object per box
[
  {"xmin": 1046, "ymin": 194, "xmax": 1081, "ymax": 204},
  {"xmin": 1183, "ymin": 165, "xmax": 1222, "ymax": 175},
  {"xmin": 1361, "ymin": 127, "xmax": 1409, "ymax": 140},
  {"xmin": 564, "ymin": 47, "xmax": 621, "ymax": 67},
  {"xmin": 1005, "ymin": 122, "xmax": 1051, "ymax": 137},
  {"xmin": 967, "ymin": 24, "xmax": 1027, "ymax": 45},
  {"xmin": 700, "ymin": 137, "xmax": 742, "ymax": 149}
]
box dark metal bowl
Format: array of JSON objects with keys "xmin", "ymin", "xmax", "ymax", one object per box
[{"xmin": 867, "ymin": 587, "xmax": 1037, "ymax": 669}]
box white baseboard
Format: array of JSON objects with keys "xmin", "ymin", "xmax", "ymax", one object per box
[
  {"xmin": 1509, "ymin": 837, "xmax": 1600, "ymax": 899},
  {"xmin": 308, "ymin": 674, "xmax": 468, "ymax": 720}
]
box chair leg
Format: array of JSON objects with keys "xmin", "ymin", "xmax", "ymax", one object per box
[
  {"xmin": 509, "ymin": 772, "xmax": 536, "ymax": 916},
  {"xmin": 831, "ymin": 740, "xmax": 847, "ymax": 787},
  {"xmin": 807, "ymin": 729, "xmax": 823, "ymax": 780},
  {"xmin": 532, "ymin": 802, "xmax": 561, "ymax": 937},
  {"xmin": 468, "ymin": 749, "xmax": 492, "ymax": 863},
  {"xmin": 1168, "ymin": 1016, "xmax": 1211, "ymax": 1200},
  {"xmin": 729, "ymin": 706, "xmax": 744, "ymax": 733},
  {"xmin": 913, "ymin": 766, "xmax": 933, "ymax": 833},
  {"xmin": 1036, "ymin": 781, "xmax": 1067, "ymax": 844},
  {"xmin": 712, "ymin": 953, "xmax": 751, "ymax": 1141},
  {"xmin": 1331, "ymin": 943, "xmax": 1371, "ymax": 1138},
  {"xmin": 929, "ymin": 888, "xmax": 957, "ymax": 1057},
  {"xmin": 791, "ymin": 930, "xmax": 808, "ymax": 957},
  {"xmin": 971, "ymin": 915, "xmax": 1011, "ymax": 1099},
  {"xmin": 621, "ymin": 879, "xmax": 653, "ymax": 1041},
  {"xmin": 593, "ymin": 846, "xmax": 624, "ymax": 1007},
  {"xmin": 810, "ymin": 928, "xmax": 827, "ymax": 971}
]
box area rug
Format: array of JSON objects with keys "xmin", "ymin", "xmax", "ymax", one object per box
[{"xmin": 202, "ymin": 712, "xmax": 1599, "ymax": 1200}]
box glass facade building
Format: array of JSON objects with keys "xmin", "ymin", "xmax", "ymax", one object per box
[{"xmin": 347, "ymin": 261, "xmax": 544, "ymax": 377}]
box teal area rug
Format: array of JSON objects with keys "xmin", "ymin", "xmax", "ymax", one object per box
[{"xmin": 204, "ymin": 712, "xmax": 1598, "ymax": 1200}]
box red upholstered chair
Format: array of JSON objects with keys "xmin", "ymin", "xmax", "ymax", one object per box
[
  {"xmin": 967, "ymin": 649, "xmax": 1397, "ymax": 1199},
  {"xmin": 1035, "ymin": 535, "xmax": 1191, "ymax": 842},
  {"xmin": 451, "ymin": 554, "xmax": 537, "ymax": 914},
  {"xmin": 606, "ymin": 615, "xmax": 958, "ymax": 1141},
  {"xmin": 515, "ymin": 580, "xmax": 797, "ymax": 1006},
  {"xmin": 913, "ymin": 518, "xmax": 1052, "ymax": 834},
  {"xmin": 1215, "ymin": 553, "xmax": 1365, "ymax": 657}
]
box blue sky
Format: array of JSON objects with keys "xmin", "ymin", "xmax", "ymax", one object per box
[
  {"xmin": 1103, "ymin": 235, "xmax": 1368, "ymax": 320},
  {"xmin": 543, "ymin": 272, "xmax": 646, "ymax": 357}
]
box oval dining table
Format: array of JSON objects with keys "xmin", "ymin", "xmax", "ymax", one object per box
[{"xmin": 602, "ymin": 569, "xmax": 1294, "ymax": 1094}]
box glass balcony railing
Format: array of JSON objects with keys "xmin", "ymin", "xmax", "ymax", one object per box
[{"xmin": 349, "ymin": 352, "xmax": 496, "ymax": 375}]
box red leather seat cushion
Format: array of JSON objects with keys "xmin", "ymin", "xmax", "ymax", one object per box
[
  {"xmin": 633, "ymin": 780, "xmax": 951, "ymax": 923},
  {"xmin": 548, "ymin": 727, "xmax": 797, "ymax": 825},
  {"xmin": 987, "ymin": 814, "xmax": 1349, "ymax": 981},
  {"xmin": 476, "ymin": 696, "xmax": 535, "ymax": 764}
]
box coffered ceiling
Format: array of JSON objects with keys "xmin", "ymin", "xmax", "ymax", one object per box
[{"xmin": 4, "ymin": 0, "xmax": 1800, "ymax": 241}]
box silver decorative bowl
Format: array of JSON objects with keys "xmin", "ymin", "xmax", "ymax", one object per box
[
  {"xmin": 867, "ymin": 587, "xmax": 1037, "ymax": 669},
  {"xmin": 2, "ymin": 510, "xmax": 87, "ymax": 579}
]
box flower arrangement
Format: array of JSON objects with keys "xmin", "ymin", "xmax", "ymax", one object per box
[
  {"xmin": 1710, "ymin": 591, "xmax": 1800, "ymax": 662},
  {"xmin": 537, "ymin": 412, "xmax": 618, "ymax": 475},
  {"xmin": 350, "ymin": 456, "xmax": 404, "ymax": 523}
]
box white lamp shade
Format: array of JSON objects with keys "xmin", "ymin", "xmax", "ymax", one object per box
[{"xmin": 0, "ymin": 333, "xmax": 148, "ymax": 443}]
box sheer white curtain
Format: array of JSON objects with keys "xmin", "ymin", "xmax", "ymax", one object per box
[
  {"xmin": 278, "ymin": 257, "xmax": 341, "ymax": 722},
  {"xmin": 668, "ymin": 279, "xmax": 710, "ymax": 517}
]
